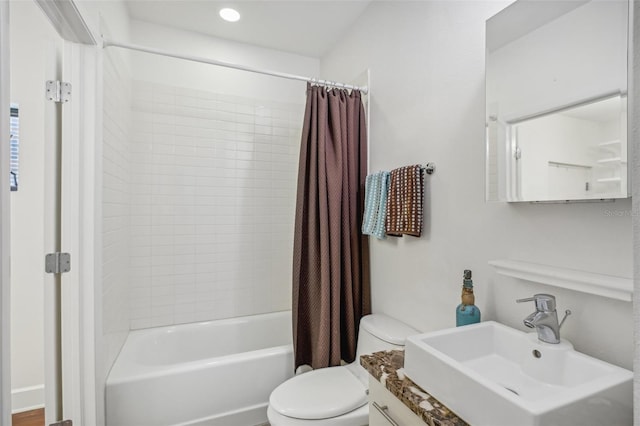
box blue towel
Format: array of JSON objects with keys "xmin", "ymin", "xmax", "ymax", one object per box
[
  {"xmin": 362, "ymin": 173, "xmax": 378, "ymax": 236},
  {"xmin": 362, "ymin": 171, "xmax": 390, "ymax": 239}
]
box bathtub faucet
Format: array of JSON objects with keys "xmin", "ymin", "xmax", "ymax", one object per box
[{"xmin": 516, "ymin": 294, "xmax": 571, "ymax": 344}]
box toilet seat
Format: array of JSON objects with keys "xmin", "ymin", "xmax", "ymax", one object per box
[{"xmin": 269, "ymin": 366, "xmax": 368, "ymax": 420}]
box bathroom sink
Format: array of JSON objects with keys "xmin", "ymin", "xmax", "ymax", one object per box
[{"xmin": 403, "ymin": 321, "xmax": 632, "ymax": 426}]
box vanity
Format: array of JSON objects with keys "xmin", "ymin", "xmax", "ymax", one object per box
[
  {"xmin": 363, "ymin": 318, "xmax": 632, "ymax": 426},
  {"xmin": 361, "ymin": 350, "xmax": 466, "ymax": 426}
]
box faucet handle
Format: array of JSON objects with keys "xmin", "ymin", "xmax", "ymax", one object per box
[
  {"xmin": 559, "ymin": 309, "xmax": 572, "ymax": 329},
  {"xmin": 516, "ymin": 294, "xmax": 556, "ymax": 312}
]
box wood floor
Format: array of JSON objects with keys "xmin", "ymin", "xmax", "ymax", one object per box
[{"xmin": 12, "ymin": 408, "xmax": 44, "ymax": 426}]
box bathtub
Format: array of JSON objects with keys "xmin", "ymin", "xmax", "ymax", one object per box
[{"xmin": 106, "ymin": 311, "xmax": 294, "ymax": 426}]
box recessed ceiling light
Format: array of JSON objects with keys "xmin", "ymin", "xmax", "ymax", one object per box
[{"xmin": 219, "ymin": 8, "xmax": 241, "ymax": 22}]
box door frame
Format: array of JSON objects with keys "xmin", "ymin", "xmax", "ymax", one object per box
[
  {"xmin": 60, "ymin": 40, "xmax": 99, "ymax": 426},
  {"xmin": 0, "ymin": 1, "xmax": 97, "ymax": 424}
]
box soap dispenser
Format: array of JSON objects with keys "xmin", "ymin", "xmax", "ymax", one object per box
[{"xmin": 456, "ymin": 269, "xmax": 481, "ymax": 326}]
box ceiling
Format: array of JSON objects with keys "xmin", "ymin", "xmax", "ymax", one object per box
[{"xmin": 125, "ymin": 0, "xmax": 371, "ymax": 58}]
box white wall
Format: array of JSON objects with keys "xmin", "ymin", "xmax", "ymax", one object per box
[
  {"xmin": 130, "ymin": 20, "xmax": 319, "ymax": 103},
  {"xmin": 322, "ymin": 1, "xmax": 633, "ymax": 370},
  {"xmin": 9, "ymin": 1, "xmax": 62, "ymax": 413},
  {"xmin": 75, "ymin": 0, "xmax": 131, "ymax": 46}
]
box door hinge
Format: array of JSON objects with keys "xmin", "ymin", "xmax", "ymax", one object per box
[
  {"xmin": 49, "ymin": 420, "xmax": 73, "ymax": 426},
  {"xmin": 45, "ymin": 252, "xmax": 71, "ymax": 274},
  {"xmin": 46, "ymin": 80, "xmax": 72, "ymax": 103}
]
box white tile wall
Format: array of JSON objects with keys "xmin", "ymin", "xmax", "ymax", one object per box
[
  {"xmin": 102, "ymin": 49, "xmax": 132, "ymax": 373},
  {"xmin": 129, "ymin": 81, "xmax": 303, "ymax": 329}
]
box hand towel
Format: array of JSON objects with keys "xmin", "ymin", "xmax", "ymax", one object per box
[
  {"xmin": 385, "ymin": 165, "xmax": 424, "ymax": 237},
  {"xmin": 362, "ymin": 171, "xmax": 390, "ymax": 239},
  {"xmin": 362, "ymin": 173, "xmax": 377, "ymax": 235}
]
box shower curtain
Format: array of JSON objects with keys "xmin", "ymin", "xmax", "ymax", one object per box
[{"xmin": 292, "ymin": 83, "xmax": 370, "ymax": 370}]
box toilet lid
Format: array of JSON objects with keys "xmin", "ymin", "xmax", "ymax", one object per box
[{"xmin": 269, "ymin": 367, "xmax": 368, "ymax": 420}]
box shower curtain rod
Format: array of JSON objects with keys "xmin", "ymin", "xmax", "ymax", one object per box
[{"xmin": 102, "ymin": 38, "xmax": 369, "ymax": 94}]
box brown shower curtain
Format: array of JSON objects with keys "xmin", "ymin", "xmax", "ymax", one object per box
[{"xmin": 292, "ymin": 83, "xmax": 370, "ymax": 371}]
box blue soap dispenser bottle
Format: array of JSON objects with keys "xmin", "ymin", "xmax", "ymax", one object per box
[{"xmin": 456, "ymin": 269, "xmax": 481, "ymax": 326}]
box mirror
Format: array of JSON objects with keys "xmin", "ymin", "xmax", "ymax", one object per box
[{"xmin": 485, "ymin": 0, "xmax": 630, "ymax": 202}]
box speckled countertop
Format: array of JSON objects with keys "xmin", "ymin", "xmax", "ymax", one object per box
[{"xmin": 361, "ymin": 350, "xmax": 468, "ymax": 426}]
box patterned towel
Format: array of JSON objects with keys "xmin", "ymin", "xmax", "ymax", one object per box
[
  {"xmin": 362, "ymin": 171, "xmax": 390, "ymax": 239},
  {"xmin": 385, "ymin": 165, "xmax": 424, "ymax": 237}
]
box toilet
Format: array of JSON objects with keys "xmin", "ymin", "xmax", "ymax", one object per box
[{"xmin": 267, "ymin": 314, "xmax": 418, "ymax": 426}]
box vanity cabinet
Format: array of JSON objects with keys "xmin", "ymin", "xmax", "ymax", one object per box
[
  {"xmin": 368, "ymin": 377, "xmax": 425, "ymax": 426},
  {"xmin": 362, "ymin": 350, "xmax": 466, "ymax": 425}
]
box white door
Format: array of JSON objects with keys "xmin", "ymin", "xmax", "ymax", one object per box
[
  {"xmin": 9, "ymin": 2, "xmax": 64, "ymax": 424},
  {"xmin": 2, "ymin": 0, "xmax": 95, "ymax": 423},
  {"xmin": 0, "ymin": 1, "xmax": 11, "ymax": 425},
  {"xmin": 5, "ymin": 1, "xmax": 98, "ymax": 425}
]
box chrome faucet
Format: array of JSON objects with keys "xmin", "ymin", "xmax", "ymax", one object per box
[{"xmin": 516, "ymin": 294, "xmax": 571, "ymax": 344}]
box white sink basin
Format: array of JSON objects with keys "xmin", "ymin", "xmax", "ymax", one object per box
[{"xmin": 404, "ymin": 321, "xmax": 632, "ymax": 426}]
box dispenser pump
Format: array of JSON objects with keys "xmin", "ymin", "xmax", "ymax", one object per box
[{"xmin": 456, "ymin": 269, "xmax": 481, "ymax": 326}]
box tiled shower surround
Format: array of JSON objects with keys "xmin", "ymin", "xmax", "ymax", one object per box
[
  {"xmin": 128, "ymin": 81, "xmax": 303, "ymax": 329},
  {"xmin": 102, "ymin": 48, "xmax": 132, "ymax": 378}
]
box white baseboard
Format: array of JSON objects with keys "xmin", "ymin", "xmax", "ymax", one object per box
[{"xmin": 11, "ymin": 384, "xmax": 44, "ymax": 414}]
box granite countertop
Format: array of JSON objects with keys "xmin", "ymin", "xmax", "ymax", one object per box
[{"xmin": 361, "ymin": 350, "xmax": 468, "ymax": 426}]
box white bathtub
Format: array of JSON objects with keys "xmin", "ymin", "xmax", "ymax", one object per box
[{"xmin": 106, "ymin": 311, "xmax": 294, "ymax": 426}]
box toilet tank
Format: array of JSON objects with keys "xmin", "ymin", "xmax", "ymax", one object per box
[{"xmin": 356, "ymin": 314, "xmax": 419, "ymax": 358}]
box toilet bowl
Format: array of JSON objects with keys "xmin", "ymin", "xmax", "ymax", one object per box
[{"xmin": 267, "ymin": 314, "xmax": 418, "ymax": 426}]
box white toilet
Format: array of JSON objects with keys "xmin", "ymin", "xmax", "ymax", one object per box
[{"xmin": 267, "ymin": 314, "xmax": 418, "ymax": 426}]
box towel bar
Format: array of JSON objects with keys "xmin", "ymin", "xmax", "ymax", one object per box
[{"xmin": 423, "ymin": 163, "xmax": 436, "ymax": 175}]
